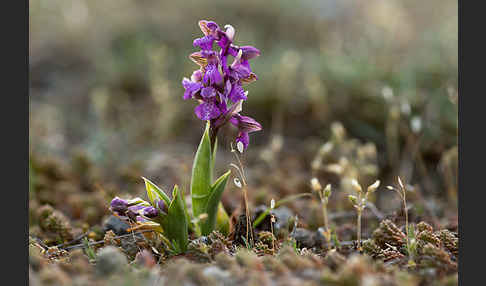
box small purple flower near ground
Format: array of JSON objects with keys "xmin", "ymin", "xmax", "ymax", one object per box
[
  {"xmin": 109, "ymin": 197, "xmax": 161, "ymax": 222},
  {"xmin": 142, "ymin": 206, "xmax": 159, "ymax": 218},
  {"xmin": 110, "ymin": 197, "xmax": 128, "ymax": 214},
  {"xmin": 182, "ymin": 20, "xmax": 262, "ymax": 149}
]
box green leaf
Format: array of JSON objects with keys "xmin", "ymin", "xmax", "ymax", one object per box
[
  {"xmin": 143, "ymin": 177, "xmax": 171, "ymax": 206},
  {"xmin": 190, "ymin": 121, "xmax": 213, "ymax": 219},
  {"xmin": 162, "ymin": 185, "xmax": 188, "ymax": 253},
  {"xmin": 126, "ymin": 197, "xmax": 151, "ymax": 206},
  {"xmin": 216, "ymin": 202, "xmax": 230, "ymax": 235},
  {"xmin": 200, "ymin": 170, "xmax": 231, "ymax": 235}
]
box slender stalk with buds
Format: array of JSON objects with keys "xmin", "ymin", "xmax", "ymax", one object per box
[
  {"xmin": 230, "ymin": 142, "xmax": 254, "ymax": 245},
  {"xmin": 348, "ymin": 179, "xmax": 380, "ymax": 251},
  {"xmin": 387, "ymin": 176, "xmax": 411, "ymax": 257},
  {"xmin": 311, "ymin": 178, "xmax": 332, "ymax": 245},
  {"xmin": 270, "ymin": 198, "xmax": 276, "ymax": 251}
]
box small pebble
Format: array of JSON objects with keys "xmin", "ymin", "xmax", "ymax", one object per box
[{"xmin": 96, "ymin": 246, "xmax": 127, "ymax": 276}]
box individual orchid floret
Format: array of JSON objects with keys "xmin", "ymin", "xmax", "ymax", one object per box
[
  {"xmin": 228, "ymin": 82, "xmax": 248, "ymax": 102},
  {"xmin": 202, "ymin": 63, "xmax": 222, "ymax": 85},
  {"xmin": 142, "ymin": 206, "xmax": 160, "ymax": 218},
  {"xmin": 194, "ymin": 100, "xmax": 222, "ymax": 121},
  {"xmin": 182, "ymin": 78, "xmax": 203, "ymax": 100},
  {"xmin": 198, "ymin": 20, "xmax": 220, "ymax": 38},
  {"xmin": 193, "ymin": 35, "xmax": 215, "ymax": 50},
  {"xmin": 240, "ymin": 46, "xmax": 261, "ymax": 60},
  {"xmin": 230, "ymin": 114, "xmax": 262, "ymax": 133},
  {"xmin": 231, "ymin": 114, "xmax": 262, "ymax": 149},
  {"xmin": 229, "ymin": 50, "xmax": 251, "ymax": 80}
]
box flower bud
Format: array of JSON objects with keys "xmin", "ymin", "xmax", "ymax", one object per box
[
  {"xmin": 237, "ymin": 141, "xmax": 244, "ymax": 153},
  {"xmin": 233, "ymin": 115, "xmax": 262, "ymax": 133},
  {"xmin": 324, "ymin": 184, "xmax": 332, "ymax": 198},
  {"xmin": 310, "ymin": 178, "xmax": 322, "ymax": 193},
  {"xmin": 348, "ymin": 195, "xmax": 358, "ymax": 206},
  {"xmin": 351, "ymin": 179, "xmax": 362, "ymax": 193},
  {"xmin": 126, "ymin": 210, "xmax": 138, "ymax": 221},
  {"xmin": 234, "ymin": 177, "xmax": 242, "ymax": 188},
  {"xmin": 224, "ymin": 24, "xmax": 235, "ymax": 41},
  {"xmin": 110, "ymin": 197, "xmax": 128, "ymax": 214},
  {"xmin": 367, "ymin": 180, "xmax": 380, "ymax": 193},
  {"xmin": 319, "ymin": 142, "xmax": 333, "ymax": 156},
  {"xmin": 331, "ymin": 122, "xmax": 345, "ymax": 141},
  {"xmin": 240, "ymin": 46, "xmax": 261, "ymax": 60},
  {"xmin": 155, "ymin": 199, "xmax": 167, "ymax": 214},
  {"xmin": 143, "ymin": 206, "xmax": 159, "ymax": 219}
]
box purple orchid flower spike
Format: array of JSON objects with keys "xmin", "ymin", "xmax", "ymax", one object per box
[{"xmin": 183, "ymin": 20, "xmax": 262, "ymax": 149}]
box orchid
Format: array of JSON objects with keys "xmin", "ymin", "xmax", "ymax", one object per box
[
  {"xmin": 108, "ymin": 181, "xmax": 189, "ymax": 254},
  {"xmin": 107, "ymin": 21, "xmax": 262, "ymax": 254},
  {"xmin": 182, "ymin": 20, "xmax": 262, "ymax": 150}
]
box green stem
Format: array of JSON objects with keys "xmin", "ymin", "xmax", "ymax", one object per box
[
  {"xmin": 322, "ymin": 201, "xmax": 329, "ymax": 232},
  {"xmin": 403, "ymin": 194, "xmax": 411, "ymax": 256},
  {"xmin": 357, "ymin": 210, "xmax": 362, "ymax": 251},
  {"xmin": 209, "ymin": 124, "xmax": 219, "ymax": 153},
  {"xmin": 253, "ymin": 193, "xmax": 313, "ymax": 228}
]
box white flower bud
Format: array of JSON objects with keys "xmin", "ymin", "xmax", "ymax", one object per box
[
  {"xmin": 237, "ymin": 141, "xmax": 244, "ymax": 153},
  {"xmin": 310, "ymin": 177, "xmax": 322, "ymax": 193},
  {"xmin": 367, "ymin": 180, "xmax": 380, "ymax": 193},
  {"xmin": 234, "ymin": 178, "xmax": 242, "ymax": 188},
  {"xmin": 351, "ymin": 179, "xmax": 362, "ymax": 193},
  {"xmin": 324, "ymin": 184, "xmax": 332, "ymax": 198},
  {"xmin": 224, "ymin": 24, "xmax": 235, "ymax": 41}
]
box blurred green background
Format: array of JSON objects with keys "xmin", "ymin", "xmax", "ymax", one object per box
[{"xmin": 29, "ymin": 0, "xmax": 457, "ymax": 222}]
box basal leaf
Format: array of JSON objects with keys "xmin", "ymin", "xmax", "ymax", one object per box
[
  {"xmin": 216, "ymin": 202, "xmax": 230, "ymax": 235},
  {"xmin": 142, "ymin": 177, "xmax": 171, "ymax": 206},
  {"xmin": 164, "ymin": 185, "xmax": 188, "ymax": 253},
  {"xmin": 191, "ymin": 121, "xmax": 213, "ymax": 219},
  {"xmin": 200, "ymin": 170, "xmax": 231, "ymax": 235}
]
